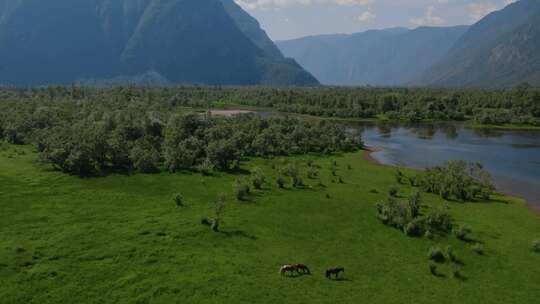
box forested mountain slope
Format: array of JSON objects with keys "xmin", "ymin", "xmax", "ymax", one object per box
[{"xmin": 417, "ymin": 0, "xmax": 540, "ymax": 87}]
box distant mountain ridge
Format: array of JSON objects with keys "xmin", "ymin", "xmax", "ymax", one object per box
[
  {"xmin": 0, "ymin": 0, "xmax": 318, "ymax": 86},
  {"xmin": 416, "ymin": 0, "xmax": 540, "ymax": 87},
  {"xmin": 277, "ymin": 26, "xmax": 468, "ymax": 86},
  {"xmin": 279, "ymin": 0, "xmax": 540, "ymax": 88}
]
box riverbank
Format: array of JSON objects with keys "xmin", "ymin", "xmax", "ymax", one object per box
[
  {"xmin": 362, "ymin": 146, "xmax": 385, "ymax": 166},
  {"xmin": 364, "ymin": 145, "xmax": 540, "ymax": 215}
]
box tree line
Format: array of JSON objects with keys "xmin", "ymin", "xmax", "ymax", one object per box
[
  {"xmin": 1, "ymin": 84, "xmax": 539, "ymax": 126},
  {"xmin": 0, "ymin": 90, "xmax": 361, "ymax": 176}
]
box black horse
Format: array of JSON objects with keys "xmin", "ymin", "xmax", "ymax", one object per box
[{"xmin": 325, "ymin": 267, "xmax": 345, "ymax": 279}]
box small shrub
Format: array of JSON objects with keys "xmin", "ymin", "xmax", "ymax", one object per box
[
  {"xmin": 428, "ymin": 246, "xmax": 445, "ymax": 263},
  {"xmin": 251, "ymin": 168, "xmax": 266, "ymax": 190},
  {"xmin": 395, "ymin": 169, "xmax": 405, "ymax": 184},
  {"xmin": 276, "ymin": 175, "xmax": 285, "ymax": 188},
  {"xmin": 471, "ymin": 243, "xmax": 484, "ymax": 255},
  {"xmin": 532, "ymin": 239, "xmax": 540, "ymax": 253},
  {"xmin": 325, "ymin": 193, "xmax": 331, "ymax": 199},
  {"xmin": 452, "ymin": 265, "xmax": 463, "ymax": 279},
  {"xmin": 338, "ymin": 176, "xmax": 344, "ymax": 184},
  {"xmin": 198, "ymin": 159, "xmax": 214, "ymax": 176},
  {"xmin": 174, "ymin": 193, "xmax": 184, "ymax": 207},
  {"xmin": 429, "ymin": 262, "xmax": 438, "ymax": 276},
  {"xmin": 453, "ymin": 224, "xmax": 472, "ymax": 241},
  {"xmin": 403, "ymin": 219, "xmax": 423, "ymax": 237},
  {"xmin": 293, "ymin": 175, "xmax": 304, "ymax": 188},
  {"xmin": 446, "ymin": 246, "xmax": 458, "ymax": 263},
  {"xmin": 347, "ymin": 164, "xmax": 352, "ymax": 170},
  {"xmin": 331, "ymin": 160, "xmax": 338, "ymax": 176},
  {"xmin": 283, "ymin": 163, "xmax": 303, "ymax": 187},
  {"xmin": 369, "ymin": 189, "xmax": 379, "ymax": 194},
  {"xmin": 408, "ymin": 175, "xmax": 421, "ymax": 187},
  {"xmin": 234, "ymin": 179, "xmax": 250, "ymax": 201},
  {"xmin": 201, "ymin": 218, "xmax": 212, "ymax": 226},
  {"xmin": 388, "ymin": 186, "xmax": 399, "ymax": 197},
  {"xmin": 407, "ymin": 191, "xmax": 421, "ymax": 218},
  {"xmin": 425, "ymin": 208, "xmax": 453, "ymax": 233},
  {"xmin": 307, "ymin": 167, "xmax": 319, "ymax": 179},
  {"xmin": 211, "ymin": 194, "xmax": 226, "ymax": 232},
  {"xmin": 211, "ymin": 219, "xmax": 220, "ymax": 232}
]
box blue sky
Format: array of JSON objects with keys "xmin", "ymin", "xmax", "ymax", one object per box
[{"xmin": 235, "ymin": 0, "xmax": 516, "ymax": 40}]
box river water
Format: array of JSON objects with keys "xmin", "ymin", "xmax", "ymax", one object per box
[{"xmin": 346, "ymin": 122, "xmax": 540, "ymax": 211}]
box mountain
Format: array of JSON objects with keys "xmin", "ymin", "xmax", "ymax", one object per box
[
  {"xmin": 277, "ymin": 26, "xmax": 468, "ymax": 86},
  {"xmin": 0, "ymin": 0, "xmax": 318, "ymax": 86},
  {"xmin": 417, "ymin": 0, "xmax": 540, "ymax": 88},
  {"xmin": 219, "ymin": 0, "xmax": 283, "ymax": 58}
]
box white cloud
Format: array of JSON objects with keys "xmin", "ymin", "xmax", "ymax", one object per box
[
  {"xmin": 409, "ymin": 6, "xmax": 444, "ymax": 26},
  {"xmin": 357, "ymin": 10, "xmax": 376, "ymax": 23},
  {"xmin": 467, "ymin": 2, "xmax": 498, "ymax": 23}
]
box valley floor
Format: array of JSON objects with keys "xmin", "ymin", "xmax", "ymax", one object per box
[{"xmin": 0, "ymin": 145, "xmax": 539, "ymax": 303}]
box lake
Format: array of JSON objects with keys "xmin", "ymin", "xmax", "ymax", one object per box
[{"xmin": 349, "ymin": 122, "xmax": 540, "ymax": 211}]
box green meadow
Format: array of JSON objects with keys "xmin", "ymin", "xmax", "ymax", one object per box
[{"xmin": 1, "ymin": 144, "xmax": 539, "ymax": 304}]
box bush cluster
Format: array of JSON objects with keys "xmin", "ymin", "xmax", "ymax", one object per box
[
  {"xmin": 376, "ymin": 192, "xmax": 453, "ymax": 237},
  {"xmin": 419, "ymin": 161, "xmax": 494, "ymax": 201},
  {"xmin": 250, "ymin": 168, "xmax": 266, "ymax": 190},
  {"xmin": 453, "ymin": 224, "xmax": 472, "ymax": 241},
  {"xmin": 427, "ymin": 246, "xmax": 445, "ymax": 263}
]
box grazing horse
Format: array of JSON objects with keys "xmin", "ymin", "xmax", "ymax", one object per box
[
  {"xmin": 325, "ymin": 267, "xmax": 345, "ymax": 279},
  {"xmin": 293, "ymin": 264, "xmax": 311, "ymax": 275},
  {"xmin": 280, "ymin": 265, "xmax": 297, "ymax": 276}
]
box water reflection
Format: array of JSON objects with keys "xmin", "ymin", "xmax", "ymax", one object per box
[{"xmin": 350, "ymin": 121, "xmax": 540, "ymax": 211}]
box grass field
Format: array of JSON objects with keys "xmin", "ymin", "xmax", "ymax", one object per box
[{"xmin": 0, "ymin": 144, "xmax": 539, "ymax": 304}]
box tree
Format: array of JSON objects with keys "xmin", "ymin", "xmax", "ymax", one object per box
[
  {"xmin": 408, "ymin": 191, "xmax": 421, "ymax": 218},
  {"xmin": 211, "ymin": 193, "xmax": 226, "ymax": 232},
  {"xmin": 206, "ymin": 139, "xmax": 240, "ymax": 170},
  {"xmin": 129, "ymin": 139, "xmax": 160, "ymax": 173},
  {"xmin": 251, "ymin": 167, "xmax": 266, "ymax": 190}
]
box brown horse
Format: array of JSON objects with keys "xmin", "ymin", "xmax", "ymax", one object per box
[
  {"xmin": 280, "ymin": 264, "xmax": 311, "ymax": 276},
  {"xmin": 325, "ymin": 267, "xmax": 345, "ymax": 279},
  {"xmin": 280, "ymin": 265, "xmax": 297, "ymax": 276},
  {"xmin": 293, "ymin": 264, "xmax": 311, "ymax": 275}
]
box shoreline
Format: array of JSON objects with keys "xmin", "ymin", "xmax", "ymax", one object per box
[
  {"xmin": 213, "ymin": 106, "xmax": 540, "ymax": 131},
  {"xmin": 363, "ymin": 146, "xmax": 540, "ymax": 216},
  {"xmin": 362, "ymin": 146, "xmax": 385, "ymax": 166}
]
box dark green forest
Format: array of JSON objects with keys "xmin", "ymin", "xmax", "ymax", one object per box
[
  {"xmin": 2, "ymin": 85, "xmax": 536, "ymax": 127},
  {"xmin": 0, "ymin": 86, "xmax": 362, "ymax": 176},
  {"xmin": 1, "ymin": 85, "xmax": 539, "ymax": 176}
]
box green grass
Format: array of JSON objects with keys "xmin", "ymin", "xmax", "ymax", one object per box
[{"xmin": 0, "ymin": 145, "xmax": 539, "ymax": 304}]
